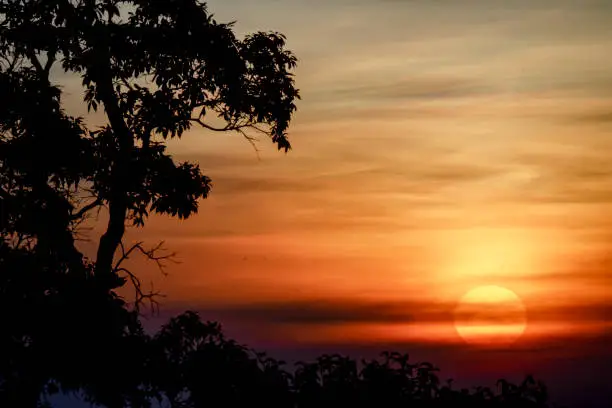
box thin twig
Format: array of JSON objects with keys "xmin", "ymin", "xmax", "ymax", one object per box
[
  {"xmin": 112, "ymin": 240, "xmax": 179, "ymax": 314},
  {"xmin": 190, "ymin": 117, "xmax": 264, "ymax": 158}
]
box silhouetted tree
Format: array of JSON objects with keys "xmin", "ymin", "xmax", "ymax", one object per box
[{"xmin": 0, "ymin": 0, "xmax": 299, "ymax": 405}]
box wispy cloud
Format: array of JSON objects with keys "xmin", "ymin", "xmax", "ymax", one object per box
[{"xmin": 316, "ymin": 76, "xmax": 487, "ymax": 103}]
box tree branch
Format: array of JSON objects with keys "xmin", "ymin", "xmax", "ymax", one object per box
[
  {"xmin": 43, "ymin": 49, "xmax": 56, "ymax": 76},
  {"xmin": 236, "ymin": 127, "xmax": 261, "ymax": 158},
  {"xmin": 112, "ymin": 240, "xmax": 179, "ymax": 314},
  {"xmin": 71, "ymin": 198, "xmax": 103, "ymax": 220},
  {"xmin": 26, "ymin": 50, "xmax": 44, "ymax": 75},
  {"xmin": 189, "ymin": 118, "xmax": 264, "ymax": 158},
  {"xmin": 119, "ymin": 76, "xmax": 134, "ymax": 91},
  {"xmin": 94, "ymin": 58, "xmax": 135, "ymax": 278},
  {"xmin": 115, "ymin": 266, "xmax": 165, "ymax": 315},
  {"xmin": 0, "ymin": 51, "xmax": 23, "ymax": 73},
  {"xmin": 189, "ymin": 117, "xmax": 238, "ymax": 132}
]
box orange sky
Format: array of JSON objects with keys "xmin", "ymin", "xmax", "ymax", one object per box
[{"xmin": 69, "ymin": 0, "xmax": 612, "ymax": 356}]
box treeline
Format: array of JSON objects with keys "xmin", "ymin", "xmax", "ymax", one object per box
[{"xmin": 7, "ymin": 309, "xmax": 556, "ymax": 408}]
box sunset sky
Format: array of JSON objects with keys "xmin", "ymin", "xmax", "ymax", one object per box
[{"xmin": 64, "ymin": 0, "xmax": 612, "ymax": 404}]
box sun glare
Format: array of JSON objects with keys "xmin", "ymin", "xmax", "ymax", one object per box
[{"xmin": 453, "ymin": 285, "xmax": 527, "ymax": 347}]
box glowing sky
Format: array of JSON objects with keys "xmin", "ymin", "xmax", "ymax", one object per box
[{"xmin": 70, "ymin": 0, "xmax": 612, "ymax": 355}]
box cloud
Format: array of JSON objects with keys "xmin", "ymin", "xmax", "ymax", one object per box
[
  {"xmin": 502, "ymin": 269, "xmax": 612, "ymax": 289},
  {"xmin": 160, "ymin": 296, "xmax": 612, "ymax": 328},
  {"xmin": 565, "ymin": 111, "xmax": 612, "ymax": 125},
  {"xmin": 209, "ymin": 163, "xmax": 501, "ymax": 197},
  {"xmin": 527, "ymin": 303, "xmax": 612, "ymax": 324},
  {"xmin": 166, "ymin": 148, "xmax": 508, "ymax": 230},
  {"xmin": 164, "ymin": 298, "xmax": 447, "ymax": 326},
  {"xmin": 318, "ymin": 77, "xmax": 487, "ymax": 103},
  {"xmin": 492, "ymin": 149, "xmax": 612, "ymax": 205}
]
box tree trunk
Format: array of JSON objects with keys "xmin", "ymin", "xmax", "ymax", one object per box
[{"xmin": 93, "ymin": 61, "xmax": 133, "ymax": 285}]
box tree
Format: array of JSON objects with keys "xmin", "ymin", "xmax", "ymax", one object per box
[{"xmin": 0, "ymin": 0, "xmax": 299, "ymax": 405}]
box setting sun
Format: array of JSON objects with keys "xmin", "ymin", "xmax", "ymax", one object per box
[{"xmin": 453, "ymin": 285, "xmax": 527, "ymax": 347}]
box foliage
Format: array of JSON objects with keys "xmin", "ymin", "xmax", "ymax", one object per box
[
  {"xmin": 0, "ymin": 0, "xmax": 298, "ymax": 406},
  {"xmin": 0, "ymin": 0, "xmax": 299, "ymax": 282}
]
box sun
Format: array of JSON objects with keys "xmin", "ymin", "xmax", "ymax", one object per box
[{"xmin": 453, "ymin": 285, "xmax": 527, "ymax": 347}]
